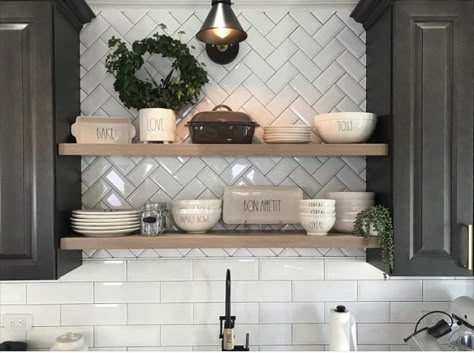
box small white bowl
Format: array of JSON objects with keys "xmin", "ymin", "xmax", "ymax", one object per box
[
  {"xmin": 173, "ymin": 212, "xmax": 220, "ymax": 233},
  {"xmin": 300, "ymin": 216, "xmax": 336, "ymax": 236},
  {"xmin": 314, "ymin": 112, "xmax": 377, "ymax": 143},
  {"xmin": 172, "ymin": 208, "xmax": 222, "ymax": 215},
  {"xmin": 333, "ymin": 219, "xmax": 356, "ymax": 233},
  {"xmin": 300, "ymin": 208, "xmax": 335, "ymax": 215},
  {"xmin": 300, "ymin": 199, "xmax": 336, "ymax": 207},
  {"xmin": 300, "ymin": 211, "xmax": 336, "ymax": 218},
  {"xmin": 327, "ymin": 192, "xmax": 375, "ymax": 200}
]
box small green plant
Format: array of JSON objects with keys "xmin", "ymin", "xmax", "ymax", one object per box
[
  {"xmin": 353, "ymin": 205, "xmax": 394, "ymax": 274},
  {"xmin": 105, "ymin": 25, "xmax": 208, "ymax": 111}
]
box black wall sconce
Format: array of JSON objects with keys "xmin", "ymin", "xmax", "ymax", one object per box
[{"xmin": 196, "ymin": 0, "xmax": 248, "ymax": 65}]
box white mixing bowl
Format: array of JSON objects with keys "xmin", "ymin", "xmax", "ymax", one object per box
[
  {"xmin": 172, "ymin": 199, "xmax": 222, "ymax": 210},
  {"xmin": 172, "ymin": 208, "xmax": 222, "ymax": 215},
  {"xmin": 173, "ymin": 212, "xmax": 220, "ymax": 233},
  {"xmin": 333, "ymin": 219, "xmax": 356, "ymax": 233},
  {"xmin": 336, "ymin": 200, "xmax": 375, "ymax": 207},
  {"xmin": 314, "ymin": 112, "xmax": 377, "ymax": 143}
]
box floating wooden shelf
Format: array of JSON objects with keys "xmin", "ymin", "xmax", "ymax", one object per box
[
  {"xmin": 58, "ymin": 143, "xmax": 388, "ymax": 157},
  {"xmin": 60, "ymin": 232, "xmax": 379, "ymax": 250}
]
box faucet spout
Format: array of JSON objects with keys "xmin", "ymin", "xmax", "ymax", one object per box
[{"xmin": 225, "ymin": 269, "xmax": 232, "ymax": 328}]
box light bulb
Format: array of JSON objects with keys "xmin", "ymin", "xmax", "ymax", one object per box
[{"xmin": 213, "ymin": 27, "xmax": 232, "ymax": 39}]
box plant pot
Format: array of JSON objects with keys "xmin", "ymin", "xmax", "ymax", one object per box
[
  {"xmin": 362, "ymin": 221, "xmax": 379, "ymax": 236},
  {"xmin": 139, "ymin": 108, "xmax": 176, "ymax": 143}
]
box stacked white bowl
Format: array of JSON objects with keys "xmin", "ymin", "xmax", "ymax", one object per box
[
  {"xmin": 299, "ymin": 199, "xmax": 336, "ymax": 235},
  {"xmin": 171, "ymin": 200, "xmax": 222, "ymax": 233},
  {"xmin": 327, "ymin": 192, "xmax": 375, "ymax": 233}
]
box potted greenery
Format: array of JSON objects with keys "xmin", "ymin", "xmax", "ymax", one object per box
[
  {"xmin": 105, "ymin": 25, "xmax": 208, "ymax": 144},
  {"xmin": 353, "ymin": 205, "xmax": 394, "ymax": 274}
]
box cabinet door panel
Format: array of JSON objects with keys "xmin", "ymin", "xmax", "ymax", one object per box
[
  {"xmin": 393, "ymin": 1, "xmax": 473, "ymax": 275},
  {"xmin": 0, "ymin": 2, "xmax": 56, "ymax": 279}
]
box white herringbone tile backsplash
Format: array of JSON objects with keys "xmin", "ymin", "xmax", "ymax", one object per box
[{"xmin": 80, "ymin": 8, "xmax": 367, "ymax": 242}]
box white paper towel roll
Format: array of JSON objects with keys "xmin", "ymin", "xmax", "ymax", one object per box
[{"xmin": 329, "ymin": 305, "xmax": 355, "ymax": 351}]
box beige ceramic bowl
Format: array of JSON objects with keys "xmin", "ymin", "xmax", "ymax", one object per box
[
  {"xmin": 314, "ymin": 112, "xmax": 377, "ymax": 143},
  {"xmin": 299, "ymin": 216, "xmax": 336, "ymax": 236},
  {"xmin": 173, "ymin": 212, "xmax": 220, "ymax": 233},
  {"xmin": 300, "ymin": 199, "xmax": 336, "ymax": 208}
]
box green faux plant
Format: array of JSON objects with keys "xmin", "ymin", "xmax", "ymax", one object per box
[
  {"xmin": 105, "ymin": 25, "xmax": 208, "ymax": 112},
  {"xmin": 353, "ymin": 205, "xmax": 394, "ymax": 274}
]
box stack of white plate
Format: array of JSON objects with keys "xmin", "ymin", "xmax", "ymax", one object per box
[
  {"xmin": 327, "ymin": 192, "xmax": 375, "ymax": 233},
  {"xmin": 172, "ymin": 200, "xmax": 222, "ymax": 233},
  {"xmin": 299, "ymin": 199, "xmax": 336, "ymax": 235},
  {"xmin": 263, "ymin": 125, "xmax": 312, "ymax": 144},
  {"xmin": 71, "ymin": 209, "xmax": 140, "ymax": 237}
]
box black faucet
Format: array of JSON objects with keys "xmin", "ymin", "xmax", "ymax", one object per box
[{"xmin": 219, "ymin": 269, "xmax": 250, "ymax": 351}]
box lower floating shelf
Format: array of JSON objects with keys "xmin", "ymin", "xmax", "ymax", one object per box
[{"xmin": 60, "ymin": 232, "xmax": 379, "ymax": 250}]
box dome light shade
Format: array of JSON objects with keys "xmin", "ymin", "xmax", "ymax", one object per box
[{"xmin": 196, "ymin": 0, "xmax": 247, "ymax": 45}]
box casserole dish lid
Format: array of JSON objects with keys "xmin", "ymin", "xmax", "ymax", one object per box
[{"xmin": 187, "ymin": 105, "xmax": 258, "ymax": 125}]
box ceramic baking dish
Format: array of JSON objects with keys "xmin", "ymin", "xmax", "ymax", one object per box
[{"xmin": 186, "ymin": 105, "xmax": 258, "ymax": 144}]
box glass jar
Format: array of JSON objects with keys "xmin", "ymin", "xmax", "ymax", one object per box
[
  {"xmin": 156, "ymin": 202, "xmax": 170, "ymax": 233},
  {"xmin": 141, "ymin": 203, "xmax": 160, "ymax": 236},
  {"xmin": 141, "ymin": 202, "xmax": 170, "ymax": 236}
]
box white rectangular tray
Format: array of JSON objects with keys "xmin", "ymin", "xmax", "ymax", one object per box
[{"xmin": 223, "ymin": 186, "xmax": 303, "ymax": 224}]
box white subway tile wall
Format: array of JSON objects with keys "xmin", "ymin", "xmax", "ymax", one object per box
[
  {"xmin": 0, "ymin": 6, "xmax": 472, "ymax": 352},
  {"xmin": 1, "ymin": 258, "xmax": 472, "ymax": 350}
]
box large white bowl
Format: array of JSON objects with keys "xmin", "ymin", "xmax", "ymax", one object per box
[
  {"xmin": 336, "ymin": 200, "xmax": 375, "ymax": 207},
  {"xmin": 172, "ymin": 208, "xmax": 222, "ymax": 215},
  {"xmin": 314, "ymin": 112, "xmax": 377, "ymax": 143},
  {"xmin": 300, "ymin": 199, "xmax": 336, "ymax": 207},
  {"xmin": 300, "ymin": 216, "xmax": 336, "ymax": 236},
  {"xmin": 327, "ymin": 192, "xmax": 375, "ymax": 200},
  {"xmin": 333, "ymin": 219, "xmax": 356, "ymax": 233},
  {"xmin": 336, "ymin": 205, "xmax": 371, "ymax": 213},
  {"xmin": 173, "ymin": 212, "xmax": 220, "ymax": 233},
  {"xmin": 173, "ymin": 199, "xmax": 222, "ymax": 208}
]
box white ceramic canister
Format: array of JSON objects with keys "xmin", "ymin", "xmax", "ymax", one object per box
[
  {"xmin": 139, "ymin": 108, "xmax": 176, "ymax": 143},
  {"xmin": 50, "ymin": 332, "xmax": 88, "ymax": 351},
  {"xmin": 329, "ymin": 305, "xmax": 357, "ymax": 351}
]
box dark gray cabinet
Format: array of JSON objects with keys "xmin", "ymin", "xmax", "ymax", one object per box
[
  {"xmin": 353, "ymin": 0, "xmax": 474, "ymax": 276},
  {"xmin": 0, "ymin": 0, "xmax": 94, "ymax": 280}
]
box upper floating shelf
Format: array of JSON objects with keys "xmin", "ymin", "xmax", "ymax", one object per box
[{"xmin": 58, "ymin": 143, "xmax": 388, "ymax": 157}]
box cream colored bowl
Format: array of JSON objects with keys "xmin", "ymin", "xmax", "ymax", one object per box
[
  {"xmin": 327, "ymin": 192, "xmax": 375, "ymax": 200},
  {"xmin": 336, "ymin": 205, "xmax": 371, "ymax": 213},
  {"xmin": 300, "ymin": 216, "xmax": 336, "ymax": 236},
  {"xmin": 335, "ymin": 200, "xmax": 375, "ymax": 208},
  {"xmin": 300, "ymin": 199, "xmax": 336, "ymax": 207},
  {"xmin": 172, "ymin": 208, "xmax": 222, "ymax": 215},
  {"xmin": 333, "ymin": 219, "xmax": 356, "ymax": 233},
  {"xmin": 299, "ymin": 207, "xmax": 336, "ymax": 215},
  {"xmin": 173, "ymin": 212, "xmax": 220, "ymax": 233},
  {"xmin": 314, "ymin": 112, "xmax": 377, "ymax": 143},
  {"xmin": 173, "ymin": 199, "xmax": 222, "ymax": 208}
]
